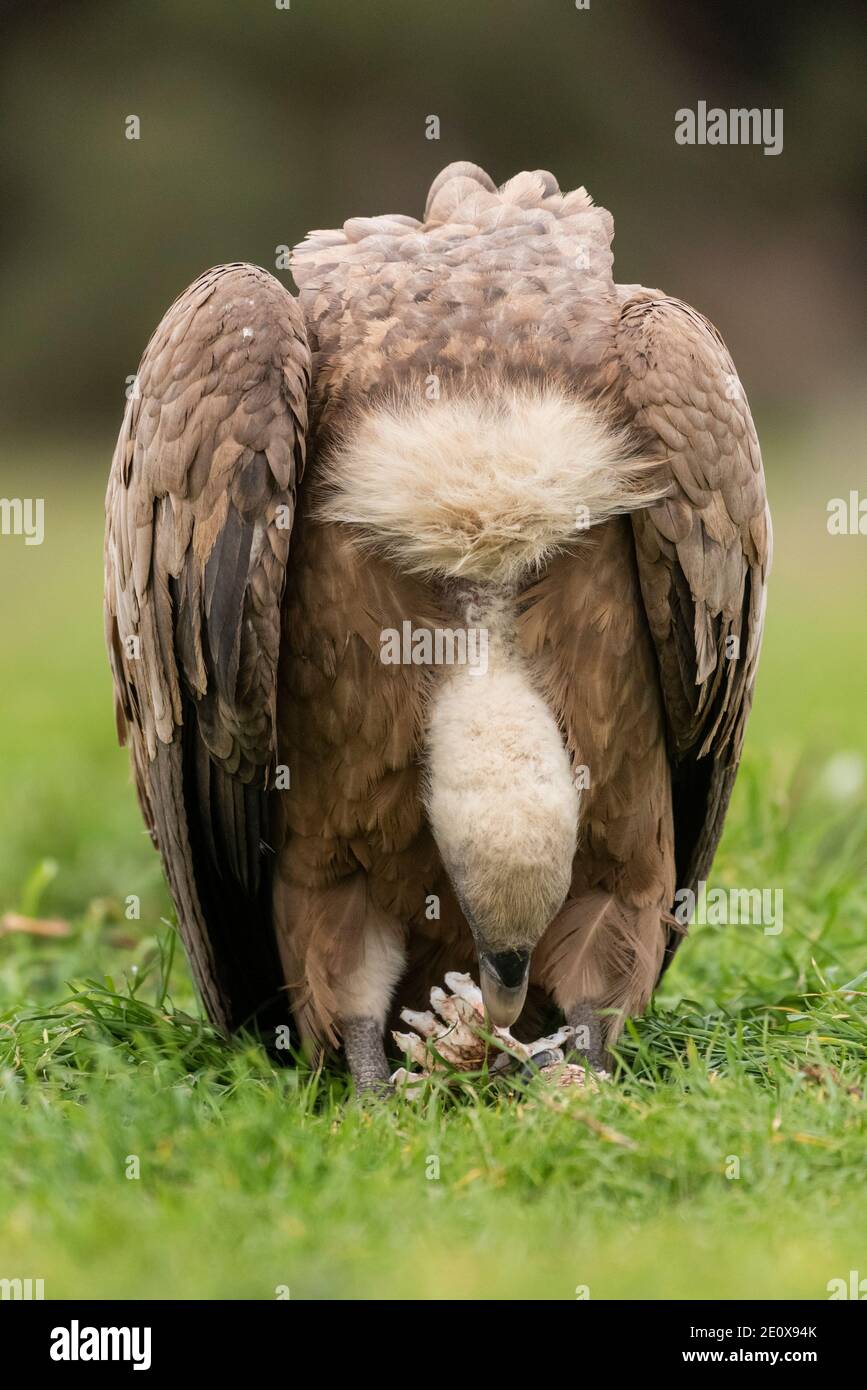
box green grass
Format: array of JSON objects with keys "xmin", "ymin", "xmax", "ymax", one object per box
[{"xmin": 0, "ymin": 427, "xmax": 865, "ymax": 1300}]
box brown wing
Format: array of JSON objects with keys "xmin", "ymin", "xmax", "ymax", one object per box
[
  {"xmin": 603, "ymin": 290, "xmax": 772, "ymax": 972},
  {"xmin": 104, "ymin": 263, "xmax": 310, "ymax": 1034}
]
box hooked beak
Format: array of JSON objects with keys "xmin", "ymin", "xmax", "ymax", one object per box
[{"xmin": 478, "ymin": 948, "xmax": 531, "ymax": 1028}]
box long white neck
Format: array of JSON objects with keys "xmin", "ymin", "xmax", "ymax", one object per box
[{"xmin": 424, "ymin": 587, "xmax": 579, "ymax": 950}]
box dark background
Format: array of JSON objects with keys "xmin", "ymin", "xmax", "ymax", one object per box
[{"xmin": 0, "ymin": 0, "xmax": 863, "ymax": 432}]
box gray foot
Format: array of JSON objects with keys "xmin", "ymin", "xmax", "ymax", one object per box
[
  {"xmin": 516, "ymin": 1048, "xmax": 562, "ymax": 1083},
  {"xmin": 343, "ymin": 1017, "xmax": 391, "ymax": 1096},
  {"xmin": 566, "ymin": 1002, "xmax": 612, "ymax": 1073}
]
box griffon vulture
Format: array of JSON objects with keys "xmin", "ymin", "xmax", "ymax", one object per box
[{"xmin": 105, "ymin": 162, "xmax": 770, "ymax": 1090}]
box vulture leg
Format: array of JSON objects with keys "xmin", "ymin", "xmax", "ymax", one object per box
[
  {"xmin": 271, "ymin": 873, "xmax": 407, "ymax": 1094},
  {"xmin": 342, "ymin": 1018, "xmax": 391, "ymax": 1095},
  {"xmin": 534, "ymin": 892, "xmax": 668, "ymax": 1076},
  {"xmin": 565, "ymin": 1001, "xmax": 611, "ymax": 1074}
]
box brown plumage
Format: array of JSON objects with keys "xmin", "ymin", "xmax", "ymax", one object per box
[{"xmin": 104, "ymin": 164, "xmax": 770, "ymax": 1087}]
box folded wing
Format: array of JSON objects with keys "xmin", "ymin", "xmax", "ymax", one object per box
[
  {"xmin": 605, "ymin": 291, "xmax": 772, "ymax": 970},
  {"xmin": 104, "ymin": 263, "xmax": 310, "ymax": 1032}
]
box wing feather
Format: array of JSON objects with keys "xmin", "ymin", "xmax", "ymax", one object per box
[
  {"xmin": 604, "ymin": 291, "xmax": 771, "ymax": 971},
  {"xmin": 105, "ymin": 263, "xmax": 310, "ymax": 1033}
]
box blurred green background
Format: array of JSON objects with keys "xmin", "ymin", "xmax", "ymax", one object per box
[{"xmin": 0, "ymin": 0, "xmax": 865, "ymax": 1302}]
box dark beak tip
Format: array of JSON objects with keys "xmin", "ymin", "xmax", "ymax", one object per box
[
  {"xmin": 483, "ymin": 948, "xmax": 531, "ymax": 989},
  {"xmin": 479, "ymin": 948, "xmax": 531, "ymax": 1028}
]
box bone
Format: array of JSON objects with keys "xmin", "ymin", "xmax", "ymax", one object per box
[
  {"xmin": 399, "ymin": 1008, "xmax": 441, "ymax": 1037},
  {"xmin": 443, "ymin": 972, "xmax": 485, "ymax": 1010},
  {"xmin": 391, "ymin": 976, "xmax": 599, "ymax": 1092}
]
